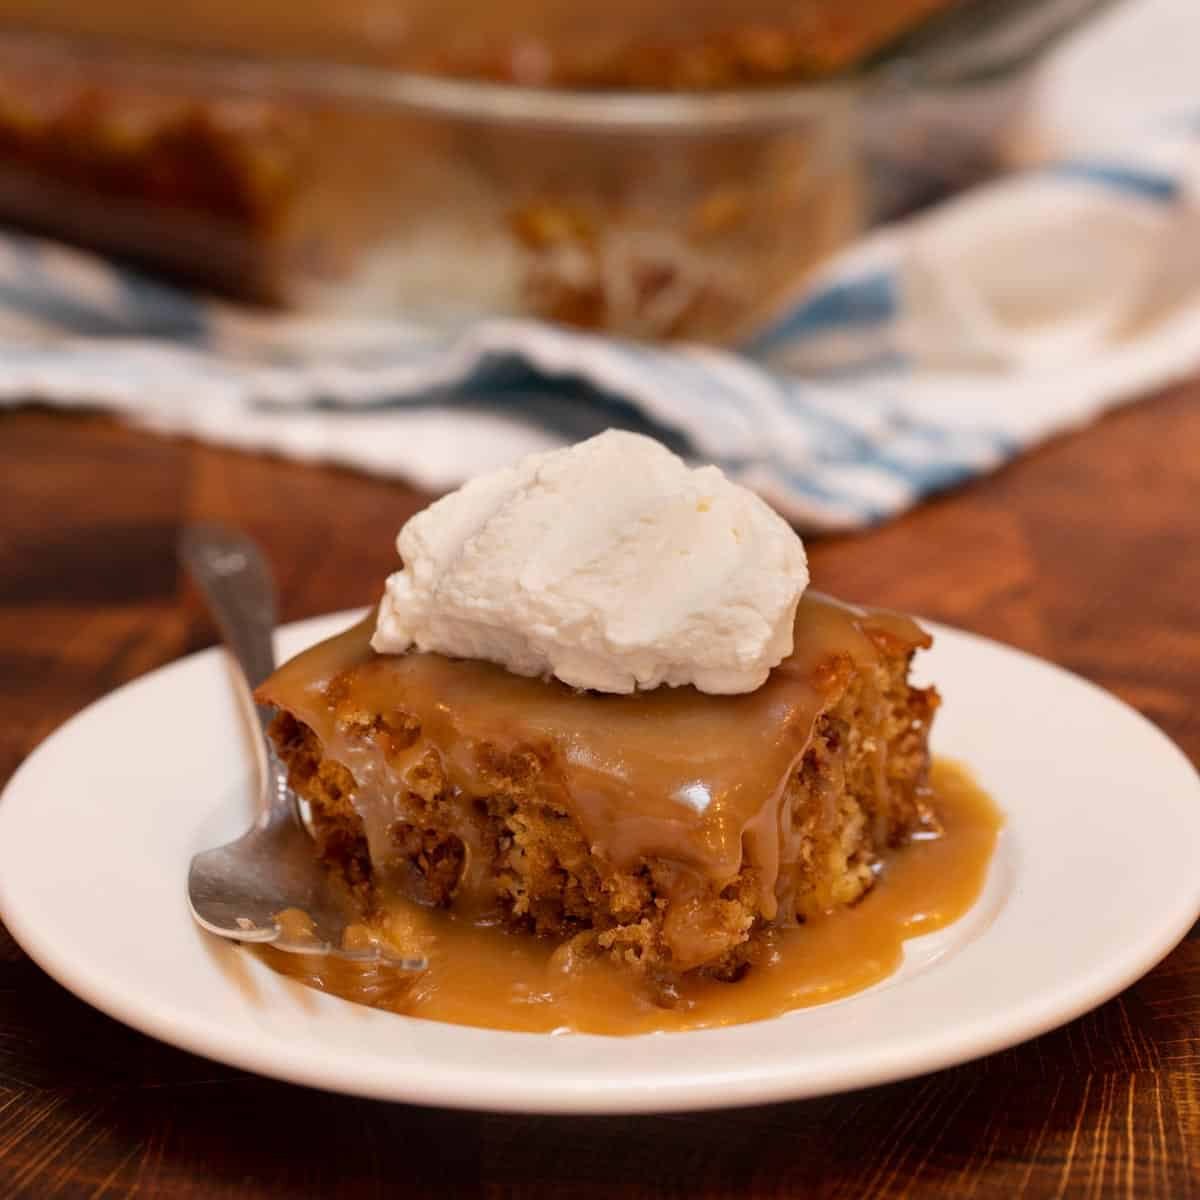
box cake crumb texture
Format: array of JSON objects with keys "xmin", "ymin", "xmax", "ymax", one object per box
[{"xmin": 269, "ymin": 635, "xmax": 937, "ymax": 984}]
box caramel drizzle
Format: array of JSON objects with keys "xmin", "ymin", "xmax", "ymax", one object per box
[{"xmin": 254, "ymin": 762, "xmax": 1003, "ymax": 1035}]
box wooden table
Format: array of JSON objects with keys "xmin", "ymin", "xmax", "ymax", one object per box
[{"xmin": 2, "ymin": 391, "xmax": 1197, "ymax": 1198}]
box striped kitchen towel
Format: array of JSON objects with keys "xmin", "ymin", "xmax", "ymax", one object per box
[{"xmin": 1, "ymin": 119, "xmax": 1198, "ymax": 530}]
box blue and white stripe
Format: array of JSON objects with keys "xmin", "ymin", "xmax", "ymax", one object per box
[{"xmin": 0, "ymin": 118, "xmax": 1197, "ymax": 530}]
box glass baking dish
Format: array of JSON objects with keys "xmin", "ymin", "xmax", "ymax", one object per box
[{"xmin": 0, "ymin": 0, "xmax": 1117, "ymax": 343}]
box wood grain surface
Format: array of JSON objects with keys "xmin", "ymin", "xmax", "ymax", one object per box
[{"xmin": 1, "ymin": 391, "xmax": 1197, "ymax": 1198}]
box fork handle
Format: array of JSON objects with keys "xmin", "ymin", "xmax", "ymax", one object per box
[{"xmin": 179, "ymin": 523, "xmax": 279, "ymax": 737}]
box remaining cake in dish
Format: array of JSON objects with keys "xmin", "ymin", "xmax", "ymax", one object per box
[{"xmin": 256, "ymin": 430, "xmax": 939, "ymax": 992}]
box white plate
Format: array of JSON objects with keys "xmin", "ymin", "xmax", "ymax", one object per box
[{"xmin": 2, "ymin": 611, "xmax": 1198, "ymax": 1115}]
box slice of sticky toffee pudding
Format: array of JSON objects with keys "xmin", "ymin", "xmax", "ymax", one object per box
[
  {"xmin": 257, "ymin": 591, "xmax": 937, "ymax": 986},
  {"xmin": 254, "ymin": 431, "xmax": 942, "ymax": 999}
]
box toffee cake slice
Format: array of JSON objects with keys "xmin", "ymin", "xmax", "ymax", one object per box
[{"xmin": 256, "ymin": 590, "xmax": 938, "ymax": 986}]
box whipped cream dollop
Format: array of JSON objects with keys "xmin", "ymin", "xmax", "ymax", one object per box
[{"xmin": 371, "ymin": 430, "xmax": 809, "ymax": 694}]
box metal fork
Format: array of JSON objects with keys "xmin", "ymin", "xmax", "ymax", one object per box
[{"xmin": 181, "ymin": 523, "xmax": 424, "ymax": 969}]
